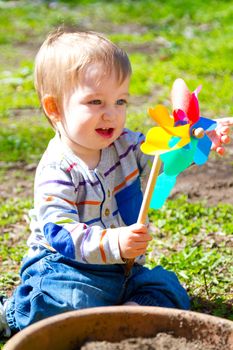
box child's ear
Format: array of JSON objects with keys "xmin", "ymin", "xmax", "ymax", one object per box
[{"xmin": 42, "ymin": 95, "xmax": 61, "ymax": 124}]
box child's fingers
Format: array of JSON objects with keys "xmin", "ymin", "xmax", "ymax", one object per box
[
  {"xmin": 214, "ymin": 117, "xmax": 233, "ymax": 127},
  {"xmin": 221, "ymin": 134, "xmax": 230, "ymax": 144},
  {"xmin": 121, "ymin": 239, "xmax": 150, "ymax": 258},
  {"xmin": 214, "ymin": 126, "xmax": 229, "ymax": 138},
  {"xmin": 131, "ymin": 240, "xmax": 151, "ymax": 255},
  {"xmin": 216, "ymin": 146, "xmax": 225, "ymax": 156},
  {"xmin": 220, "ymin": 126, "xmax": 230, "ymax": 135},
  {"xmin": 126, "ymin": 248, "xmax": 147, "ymax": 258},
  {"xmin": 215, "ymin": 126, "xmax": 229, "ymax": 137},
  {"xmin": 133, "ymin": 232, "xmax": 152, "ymax": 242},
  {"xmin": 133, "ymin": 240, "xmax": 150, "ymax": 248},
  {"xmin": 134, "ymin": 248, "xmax": 148, "ymax": 256},
  {"xmin": 130, "ymin": 223, "xmax": 148, "ymax": 234}
]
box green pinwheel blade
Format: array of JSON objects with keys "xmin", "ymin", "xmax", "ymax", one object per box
[
  {"xmin": 161, "ymin": 138, "xmax": 198, "ymax": 176},
  {"xmin": 150, "ymin": 173, "xmax": 176, "ymax": 209}
]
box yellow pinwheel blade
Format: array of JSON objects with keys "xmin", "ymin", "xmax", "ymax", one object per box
[
  {"xmin": 163, "ymin": 123, "xmax": 190, "ymax": 139},
  {"xmin": 141, "ymin": 124, "xmax": 191, "ymax": 155},
  {"xmin": 148, "ymin": 104, "xmax": 174, "ymax": 127}
]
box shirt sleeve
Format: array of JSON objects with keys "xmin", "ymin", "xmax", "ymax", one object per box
[{"xmin": 34, "ymin": 164, "xmax": 123, "ymax": 264}]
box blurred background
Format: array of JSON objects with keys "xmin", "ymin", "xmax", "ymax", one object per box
[{"xmin": 1, "ymin": 0, "xmax": 233, "ymax": 164}]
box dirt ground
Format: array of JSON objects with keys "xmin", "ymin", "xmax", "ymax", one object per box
[{"xmin": 170, "ymin": 143, "xmax": 233, "ymax": 206}]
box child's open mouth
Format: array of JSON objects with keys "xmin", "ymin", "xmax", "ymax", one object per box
[{"xmin": 96, "ymin": 128, "xmax": 114, "ymax": 138}]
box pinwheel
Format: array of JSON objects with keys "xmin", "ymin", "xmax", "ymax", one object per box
[
  {"xmin": 125, "ymin": 79, "xmax": 232, "ymax": 274},
  {"xmin": 140, "ymin": 78, "xmax": 216, "ymax": 210},
  {"xmin": 125, "ymin": 78, "xmax": 217, "ymax": 273}
]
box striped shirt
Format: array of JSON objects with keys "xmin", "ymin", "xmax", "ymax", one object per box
[{"xmin": 27, "ymin": 129, "xmax": 152, "ymax": 264}]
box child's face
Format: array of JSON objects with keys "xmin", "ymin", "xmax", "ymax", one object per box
[{"xmin": 58, "ymin": 63, "xmax": 130, "ymax": 161}]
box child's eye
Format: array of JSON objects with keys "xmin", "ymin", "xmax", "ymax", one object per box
[
  {"xmin": 116, "ymin": 99, "xmax": 127, "ymax": 106},
  {"xmin": 88, "ymin": 99, "xmax": 102, "ymax": 105}
]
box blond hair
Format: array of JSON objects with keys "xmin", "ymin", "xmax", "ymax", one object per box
[{"xmin": 34, "ymin": 27, "xmax": 132, "ymax": 116}]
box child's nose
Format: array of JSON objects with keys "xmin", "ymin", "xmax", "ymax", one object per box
[{"xmin": 102, "ymin": 106, "xmax": 115, "ymax": 121}]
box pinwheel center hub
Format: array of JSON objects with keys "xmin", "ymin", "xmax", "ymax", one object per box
[{"xmin": 192, "ymin": 127, "xmax": 205, "ymax": 139}]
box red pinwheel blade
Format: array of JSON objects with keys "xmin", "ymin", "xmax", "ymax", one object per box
[
  {"xmin": 187, "ymin": 92, "xmax": 200, "ymax": 125},
  {"xmin": 173, "ymin": 109, "xmax": 188, "ymax": 125}
]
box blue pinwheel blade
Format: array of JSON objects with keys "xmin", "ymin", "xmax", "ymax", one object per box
[
  {"xmin": 192, "ymin": 116, "xmax": 216, "ymax": 132},
  {"xmin": 161, "ymin": 138, "xmax": 198, "ymax": 176},
  {"xmin": 192, "ymin": 116, "xmax": 216, "ymax": 165},
  {"xmin": 150, "ymin": 173, "xmax": 176, "ymax": 209},
  {"xmin": 194, "ymin": 134, "xmax": 212, "ymax": 165}
]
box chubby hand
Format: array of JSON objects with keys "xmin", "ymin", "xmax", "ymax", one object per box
[
  {"xmin": 118, "ymin": 223, "xmax": 152, "ymax": 260},
  {"xmin": 208, "ymin": 117, "xmax": 233, "ymax": 155}
]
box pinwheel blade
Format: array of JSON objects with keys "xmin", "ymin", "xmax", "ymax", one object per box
[
  {"xmin": 171, "ymin": 78, "xmax": 191, "ymax": 116},
  {"xmin": 173, "ymin": 109, "xmax": 188, "ymax": 125},
  {"xmin": 141, "ymin": 124, "xmax": 191, "ymax": 155},
  {"xmin": 194, "ymin": 134, "xmax": 212, "ymax": 165},
  {"xmin": 187, "ymin": 92, "xmax": 200, "ymax": 125},
  {"xmin": 192, "ymin": 116, "xmax": 217, "ymax": 132},
  {"xmin": 191, "ymin": 116, "xmax": 216, "ymax": 164},
  {"xmin": 161, "ymin": 138, "xmax": 198, "ymax": 176},
  {"xmin": 150, "ymin": 173, "xmax": 176, "ymax": 209},
  {"xmin": 141, "ymin": 127, "xmax": 174, "ymax": 155},
  {"xmin": 148, "ymin": 104, "xmax": 174, "ymax": 127}
]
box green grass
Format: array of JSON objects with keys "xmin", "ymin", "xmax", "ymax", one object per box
[
  {"xmin": 1, "ymin": 0, "xmax": 233, "ymax": 120},
  {"xmin": 147, "ymin": 196, "xmax": 233, "ymax": 319},
  {"xmin": 0, "ymin": 113, "xmax": 54, "ymax": 162},
  {"xmin": 0, "ymin": 198, "xmax": 32, "ymax": 293},
  {"xmin": 0, "ymin": 1, "xmax": 233, "ymax": 347},
  {"xmin": 0, "ymin": 63, "xmax": 38, "ymax": 114}
]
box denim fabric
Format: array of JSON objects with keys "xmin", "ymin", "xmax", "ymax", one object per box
[{"xmin": 6, "ymin": 249, "xmax": 190, "ymax": 333}]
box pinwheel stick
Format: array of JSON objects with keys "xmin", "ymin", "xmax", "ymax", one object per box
[
  {"xmin": 124, "ymin": 155, "xmax": 162, "ymax": 275},
  {"xmin": 137, "ymin": 155, "xmax": 162, "ymax": 224}
]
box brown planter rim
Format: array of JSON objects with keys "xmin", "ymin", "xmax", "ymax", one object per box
[{"xmin": 4, "ymin": 306, "xmax": 233, "ymax": 350}]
